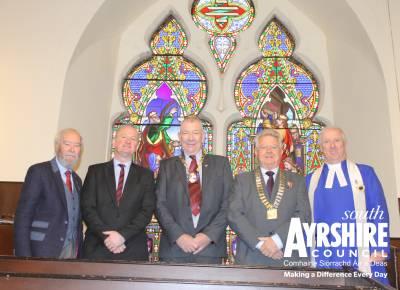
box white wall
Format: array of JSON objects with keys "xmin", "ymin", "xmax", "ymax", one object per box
[{"xmin": 0, "ymin": 0, "xmax": 105, "ymax": 180}]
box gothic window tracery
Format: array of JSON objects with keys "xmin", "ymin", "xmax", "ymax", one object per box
[
  {"xmin": 112, "ymin": 16, "xmax": 212, "ymax": 261},
  {"xmin": 226, "ymin": 18, "xmax": 324, "ymax": 262},
  {"xmin": 228, "ymin": 18, "xmax": 324, "ymax": 177},
  {"xmin": 192, "ymin": 0, "xmax": 255, "ymax": 72}
]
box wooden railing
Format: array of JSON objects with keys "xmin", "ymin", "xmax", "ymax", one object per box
[
  {"xmin": 1, "ymin": 181, "xmax": 399, "ymax": 289},
  {"xmin": 0, "ymin": 257, "xmax": 396, "ymax": 290}
]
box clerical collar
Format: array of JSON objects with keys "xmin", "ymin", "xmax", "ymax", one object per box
[{"xmin": 325, "ymin": 161, "xmax": 347, "ymax": 188}]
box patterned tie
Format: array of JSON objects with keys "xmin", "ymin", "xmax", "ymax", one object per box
[
  {"xmin": 115, "ymin": 164, "xmax": 125, "ymax": 206},
  {"xmin": 188, "ymin": 155, "xmax": 202, "ymax": 216},
  {"xmin": 65, "ymin": 170, "xmax": 72, "ymax": 193},
  {"xmin": 266, "ymin": 171, "xmax": 275, "ymax": 198}
]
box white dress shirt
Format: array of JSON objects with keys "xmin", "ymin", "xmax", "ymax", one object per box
[{"xmin": 256, "ymin": 167, "xmax": 283, "ymax": 250}]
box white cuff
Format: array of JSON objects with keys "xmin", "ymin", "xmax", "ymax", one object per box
[
  {"xmin": 271, "ymin": 233, "xmax": 283, "ymax": 249},
  {"xmin": 256, "ymin": 240, "xmax": 264, "ymax": 250}
]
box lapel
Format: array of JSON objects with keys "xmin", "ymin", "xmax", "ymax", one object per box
[
  {"xmin": 258, "ymin": 167, "xmax": 272, "ymax": 200},
  {"xmin": 120, "ymin": 163, "xmax": 139, "ymax": 203},
  {"xmin": 270, "ymin": 169, "xmax": 281, "ymax": 200},
  {"xmin": 175, "ymin": 157, "xmax": 188, "ymax": 197},
  {"xmin": 196, "ymin": 155, "xmax": 211, "ymax": 228},
  {"xmin": 49, "ymin": 158, "xmax": 68, "ymax": 210},
  {"xmin": 201, "ymin": 154, "xmax": 209, "ymax": 200},
  {"xmin": 105, "ymin": 160, "xmax": 117, "ymax": 207},
  {"xmin": 71, "ymin": 171, "xmax": 81, "ymax": 194}
]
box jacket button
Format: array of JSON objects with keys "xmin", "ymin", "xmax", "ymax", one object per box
[
  {"xmin": 60, "ymin": 237, "xmax": 64, "ymax": 241},
  {"xmin": 65, "ymin": 221, "xmax": 68, "ymax": 224}
]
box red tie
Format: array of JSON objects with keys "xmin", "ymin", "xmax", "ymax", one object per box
[
  {"xmin": 188, "ymin": 155, "xmax": 202, "ymax": 216},
  {"xmin": 115, "ymin": 164, "xmax": 125, "ymax": 206},
  {"xmin": 65, "ymin": 170, "xmax": 72, "ymax": 193}
]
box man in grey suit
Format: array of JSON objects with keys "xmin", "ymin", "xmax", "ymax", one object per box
[
  {"xmin": 156, "ymin": 115, "xmax": 233, "ymax": 263},
  {"xmin": 228, "ymin": 129, "xmax": 311, "ymax": 266}
]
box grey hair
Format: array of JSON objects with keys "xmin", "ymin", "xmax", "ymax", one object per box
[
  {"xmin": 254, "ymin": 129, "xmax": 283, "ymax": 148},
  {"xmin": 54, "ymin": 128, "xmax": 82, "ymax": 153},
  {"xmin": 319, "ymin": 126, "xmax": 346, "ymax": 144},
  {"xmin": 179, "ymin": 115, "xmax": 205, "ymax": 136},
  {"xmin": 115, "ymin": 124, "xmax": 138, "ymax": 135},
  {"xmin": 180, "ymin": 115, "xmax": 203, "ymax": 127}
]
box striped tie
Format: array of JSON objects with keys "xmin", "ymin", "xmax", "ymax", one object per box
[
  {"xmin": 188, "ymin": 155, "xmax": 202, "ymax": 216},
  {"xmin": 115, "ymin": 164, "xmax": 125, "ymax": 206}
]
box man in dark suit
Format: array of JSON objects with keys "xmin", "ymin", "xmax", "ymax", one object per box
[
  {"xmin": 81, "ymin": 125, "xmax": 155, "ymax": 260},
  {"xmin": 156, "ymin": 115, "xmax": 233, "ymax": 263},
  {"xmin": 14, "ymin": 128, "xmax": 83, "ymax": 258},
  {"xmin": 228, "ymin": 129, "xmax": 311, "ymax": 266}
]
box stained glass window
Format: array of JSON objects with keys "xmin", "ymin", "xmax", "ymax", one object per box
[
  {"xmin": 226, "ymin": 17, "xmax": 324, "ymax": 264},
  {"xmin": 227, "ymin": 18, "xmax": 323, "ymax": 174},
  {"xmin": 112, "ymin": 16, "xmax": 212, "ymax": 174},
  {"xmin": 192, "ymin": 0, "xmax": 255, "ymax": 72},
  {"xmin": 228, "ymin": 18, "xmax": 324, "ymax": 178},
  {"xmin": 111, "ymin": 16, "xmax": 212, "ymax": 262}
]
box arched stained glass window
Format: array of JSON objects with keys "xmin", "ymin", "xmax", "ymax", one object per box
[
  {"xmin": 226, "ymin": 17, "xmax": 324, "ymax": 264},
  {"xmin": 112, "ymin": 16, "xmax": 212, "ymax": 175},
  {"xmin": 227, "ymin": 18, "xmax": 324, "ymax": 178},
  {"xmin": 111, "ymin": 16, "xmax": 212, "ymax": 262}
]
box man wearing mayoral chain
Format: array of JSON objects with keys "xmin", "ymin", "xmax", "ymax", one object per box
[
  {"xmin": 228, "ymin": 129, "xmax": 311, "ymax": 266},
  {"xmin": 156, "ymin": 115, "xmax": 233, "ymax": 263}
]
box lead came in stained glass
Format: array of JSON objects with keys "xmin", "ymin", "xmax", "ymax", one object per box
[
  {"xmin": 225, "ymin": 18, "xmax": 324, "ymax": 264},
  {"xmin": 228, "ymin": 18, "xmax": 324, "ymax": 177},
  {"xmin": 192, "ymin": 0, "xmax": 255, "ymax": 72},
  {"xmin": 112, "ymin": 16, "xmax": 213, "ymax": 262},
  {"xmin": 115, "ymin": 16, "xmax": 212, "ymax": 176}
]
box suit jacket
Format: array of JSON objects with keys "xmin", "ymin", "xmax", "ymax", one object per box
[
  {"xmin": 81, "ymin": 160, "xmax": 155, "ymax": 260},
  {"xmin": 156, "ymin": 154, "xmax": 233, "ymax": 259},
  {"xmin": 14, "ymin": 158, "xmax": 83, "ymax": 258},
  {"xmin": 228, "ymin": 169, "xmax": 311, "ymax": 266}
]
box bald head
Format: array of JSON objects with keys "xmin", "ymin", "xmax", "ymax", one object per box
[{"xmin": 113, "ymin": 125, "xmax": 139, "ymax": 162}]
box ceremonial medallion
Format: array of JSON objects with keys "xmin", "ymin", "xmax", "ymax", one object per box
[
  {"xmin": 266, "ymin": 208, "xmax": 278, "ymax": 220},
  {"xmin": 189, "ymin": 172, "xmax": 198, "ymax": 183},
  {"xmin": 255, "ymin": 168, "xmax": 286, "ymax": 220},
  {"xmin": 180, "ymin": 151, "xmax": 206, "ymax": 184}
]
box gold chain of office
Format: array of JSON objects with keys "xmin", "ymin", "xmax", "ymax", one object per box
[{"xmin": 255, "ymin": 168, "xmax": 286, "ymax": 220}]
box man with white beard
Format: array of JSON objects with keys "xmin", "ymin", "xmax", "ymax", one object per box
[{"xmin": 14, "ymin": 128, "xmax": 83, "ymax": 258}]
